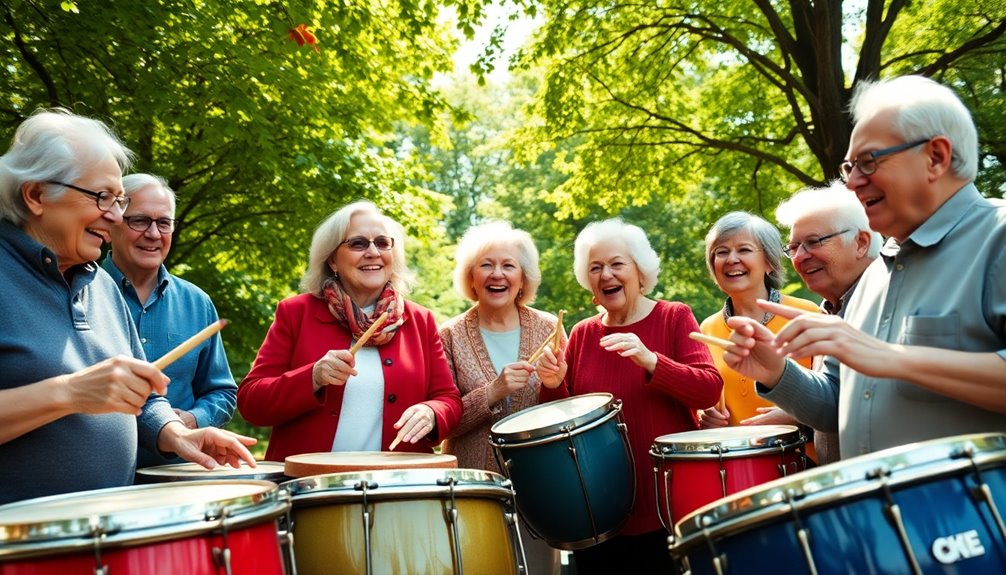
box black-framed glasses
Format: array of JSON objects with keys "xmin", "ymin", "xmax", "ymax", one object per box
[
  {"xmin": 838, "ymin": 139, "xmax": 929, "ymax": 182},
  {"xmin": 339, "ymin": 235, "xmax": 394, "ymax": 251},
  {"xmin": 783, "ymin": 229, "xmax": 850, "ymax": 259},
  {"xmin": 123, "ymin": 215, "xmax": 175, "ymax": 234},
  {"xmin": 46, "ymin": 180, "xmax": 130, "ymax": 213}
]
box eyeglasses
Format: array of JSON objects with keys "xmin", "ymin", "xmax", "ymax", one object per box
[
  {"xmin": 123, "ymin": 215, "xmax": 175, "ymax": 234},
  {"xmin": 838, "ymin": 139, "xmax": 929, "ymax": 182},
  {"xmin": 783, "ymin": 229, "xmax": 850, "ymax": 259},
  {"xmin": 46, "ymin": 181, "xmax": 130, "ymax": 213},
  {"xmin": 339, "ymin": 235, "xmax": 394, "ymax": 251}
]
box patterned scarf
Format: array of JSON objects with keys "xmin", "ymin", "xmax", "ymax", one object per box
[{"xmin": 322, "ymin": 276, "xmax": 406, "ymax": 347}]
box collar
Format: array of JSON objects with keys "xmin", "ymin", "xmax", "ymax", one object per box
[
  {"xmin": 0, "ymin": 218, "xmax": 96, "ymax": 283},
  {"xmin": 101, "ymin": 254, "xmax": 171, "ymax": 296},
  {"xmin": 881, "ymin": 183, "xmax": 981, "ymax": 261}
]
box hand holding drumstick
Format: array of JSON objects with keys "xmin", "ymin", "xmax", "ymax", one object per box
[
  {"xmin": 389, "ymin": 403, "xmax": 437, "ymax": 451},
  {"xmin": 312, "ymin": 312, "xmax": 389, "ymax": 392}
]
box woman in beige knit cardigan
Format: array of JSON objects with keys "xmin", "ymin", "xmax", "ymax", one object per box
[{"xmin": 439, "ymin": 221, "xmax": 562, "ymax": 574}]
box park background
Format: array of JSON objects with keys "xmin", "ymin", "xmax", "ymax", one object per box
[{"xmin": 2, "ymin": 0, "xmax": 1004, "ymax": 453}]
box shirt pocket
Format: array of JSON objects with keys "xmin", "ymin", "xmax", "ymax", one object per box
[{"xmin": 895, "ymin": 313, "xmax": 959, "ymax": 402}]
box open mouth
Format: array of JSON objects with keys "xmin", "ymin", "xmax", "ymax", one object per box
[
  {"xmin": 485, "ymin": 285, "xmax": 508, "ymax": 293},
  {"xmin": 724, "ymin": 270, "xmax": 747, "ymax": 278},
  {"xmin": 86, "ymin": 228, "xmax": 109, "ymax": 243},
  {"xmin": 601, "ymin": 285, "xmax": 622, "ymax": 296},
  {"xmin": 360, "ymin": 265, "xmax": 383, "ymax": 272}
]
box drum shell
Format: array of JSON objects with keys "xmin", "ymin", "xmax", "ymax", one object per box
[
  {"xmin": 0, "ymin": 481, "xmax": 288, "ymax": 575},
  {"xmin": 491, "ymin": 394, "xmax": 635, "ymax": 550},
  {"xmin": 673, "ymin": 433, "xmax": 1006, "ymax": 574},
  {"xmin": 284, "ymin": 468, "xmax": 520, "ymax": 575}
]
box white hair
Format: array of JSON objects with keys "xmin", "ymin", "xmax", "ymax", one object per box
[
  {"xmin": 704, "ymin": 212, "xmax": 787, "ymax": 290},
  {"xmin": 122, "ymin": 173, "xmax": 176, "ymax": 215},
  {"xmin": 776, "ymin": 181, "xmax": 883, "ymax": 258},
  {"xmin": 453, "ymin": 221, "xmax": 542, "ymax": 305},
  {"xmin": 850, "ymin": 75, "xmax": 978, "ymax": 182},
  {"xmin": 573, "ymin": 218, "xmax": 660, "ymax": 294}
]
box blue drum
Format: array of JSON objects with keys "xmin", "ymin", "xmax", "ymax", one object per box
[
  {"xmin": 489, "ymin": 392, "xmax": 635, "ymax": 550},
  {"xmin": 672, "ymin": 433, "xmax": 1006, "ymax": 574}
]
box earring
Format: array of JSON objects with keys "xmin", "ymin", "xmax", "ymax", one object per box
[
  {"xmin": 517, "ymin": 288, "xmax": 523, "ymax": 301},
  {"xmin": 591, "ymin": 295, "xmax": 599, "ymax": 305}
]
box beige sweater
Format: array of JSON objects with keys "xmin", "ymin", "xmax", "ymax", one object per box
[{"xmin": 439, "ymin": 304, "xmax": 558, "ymax": 472}]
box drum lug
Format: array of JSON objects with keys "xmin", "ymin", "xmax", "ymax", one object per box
[
  {"xmin": 207, "ymin": 506, "xmax": 234, "ymax": 575},
  {"xmin": 654, "ymin": 465, "xmax": 673, "ymax": 533},
  {"xmin": 90, "ymin": 522, "xmax": 108, "ymax": 575},
  {"xmin": 698, "ymin": 520, "xmax": 727, "ymax": 575},
  {"xmin": 782, "ymin": 488, "xmax": 819, "ymax": 575},
  {"xmin": 354, "ymin": 481, "xmax": 378, "ymax": 575},
  {"xmin": 868, "ymin": 467, "xmax": 922, "ymax": 575},
  {"xmin": 438, "ymin": 477, "xmax": 465, "ymax": 575},
  {"xmin": 958, "ymin": 445, "xmax": 1006, "ymax": 547},
  {"xmin": 714, "ymin": 446, "xmax": 727, "ymax": 498}
]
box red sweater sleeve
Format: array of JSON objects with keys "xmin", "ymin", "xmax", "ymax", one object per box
[{"xmin": 648, "ymin": 302, "xmax": 723, "ymax": 409}]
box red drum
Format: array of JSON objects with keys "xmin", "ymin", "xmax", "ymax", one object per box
[
  {"xmin": 650, "ymin": 425, "xmax": 806, "ymax": 528},
  {"xmin": 0, "ymin": 481, "xmax": 289, "ymax": 575}
]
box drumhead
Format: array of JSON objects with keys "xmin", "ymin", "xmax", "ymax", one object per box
[
  {"xmin": 0, "ymin": 480, "xmax": 286, "ymax": 549},
  {"xmin": 490, "ymin": 393, "xmax": 614, "ymax": 441},
  {"xmin": 284, "ymin": 451, "xmax": 457, "ymax": 478},
  {"xmin": 136, "ymin": 461, "xmax": 287, "ymax": 483},
  {"xmin": 284, "ymin": 468, "xmax": 511, "ymax": 506},
  {"xmin": 652, "ymin": 425, "xmax": 803, "ymax": 458},
  {"xmin": 674, "ymin": 432, "xmax": 1006, "ymax": 548}
]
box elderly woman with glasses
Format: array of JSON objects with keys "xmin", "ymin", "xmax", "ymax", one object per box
[
  {"xmin": 439, "ymin": 221, "xmax": 562, "ymax": 574},
  {"xmin": 238, "ymin": 201, "xmax": 462, "ymax": 461},
  {"xmin": 537, "ymin": 218, "xmax": 722, "ymax": 574},
  {"xmin": 696, "ymin": 212, "xmax": 819, "ymax": 434},
  {"xmin": 0, "ymin": 109, "xmax": 256, "ymax": 505}
]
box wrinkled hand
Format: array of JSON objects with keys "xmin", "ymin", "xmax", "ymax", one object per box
[
  {"xmin": 760, "ymin": 300, "xmax": 892, "ymax": 377},
  {"xmin": 535, "ymin": 344, "xmax": 567, "ymax": 389},
  {"xmin": 392, "ymin": 403, "xmax": 436, "ymax": 446},
  {"xmin": 158, "ymin": 422, "xmax": 257, "ymax": 470},
  {"xmin": 599, "ymin": 332, "xmax": 657, "ymax": 372},
  {"xmin": 722, "ymin": 316, "xmax": 788, "ymax": 387},
  {"xmin": 62, "ymin": 355, "xmax": 168, "ymax": 416},
  {"xmin": 740, "ymin": 406, "xmax": 797, "ymax": 426},
  {"xmin": 312, "ymin": 349, "xmax": 356, "ymax": 391},
  {"xmin": 488, "ymin": 362, "xmax": 535, "ymax": 405},
  {"xmin": 173, "ymin": 409, "xmax": 198, "ymax": 429},
  {"xmin": 698, "ymin": 406, "xmax": 730, "ymax": 429}
]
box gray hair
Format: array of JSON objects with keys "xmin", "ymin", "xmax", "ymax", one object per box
[
  {"xmin": 776, "ymin": 181, "xmax": 883, "ymax": 258},
  {"xmin": 453, "ymin": 221, "xmax": 542, "ymax": 305},
  {"xmin": 122, "ymin": 173, "xmax": 176, "ymax": 215},
  {"xmin": 300, "ymin": 200, "xmax": 415, "ymax": 297},
  {"xmin": 704, "ymin": 212, "xmax": 786, "ymax": 290},
  {"xmin": 850, "ymin": 75, "xmax": 978, "ymax": 182},
  {"xmin": 573, "ymin": 218, "xmax": 660, "ymax": 294},
  {"xmin": 0, "ymin": 109, "xmax": 133, "ymax": 226}
]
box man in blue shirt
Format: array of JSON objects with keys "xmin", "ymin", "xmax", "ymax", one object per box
[{"xmin": 105, "ymin": 173, "xmax": 238, "ymax": 468}]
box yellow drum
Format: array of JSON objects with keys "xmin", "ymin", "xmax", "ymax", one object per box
[
  {"xmin": 283, "ymin": 451, "xmax": 457, "ymax": 478},
  {"xmin": 283, "ymin": 468, "xmax": 524, "ymax": 575}
]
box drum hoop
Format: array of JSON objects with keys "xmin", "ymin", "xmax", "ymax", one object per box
[
  {"xmin": 489, "ymin": 402, "xmax": 623, "ymax": 449},
  {"xmin": 0, "ymin": 480, "xmax": 290, "ymax": 559},
  {"xmin": 650, "ymin": 426, "xmax": 803, "ymax": 457},
  {"xmin": 283, "ymin": 468, "xmax": 512, "ymax": 505},
  {"xmin": 649, "ymin": 436, "xmax": 806, "ymax": 460},
  {"xmin": 135, "ymin": 461, "xmax": 287, "ymax": 482},
  {"xmin": 671, "ymin": 433, "xmax": 1006, "ymax": 553},
  {"xmin": 489, "ymin": 393, "xmax": 617, "ymax": 443}
]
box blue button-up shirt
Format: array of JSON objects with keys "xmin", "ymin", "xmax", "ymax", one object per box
[{"xmin": 102, "ymin": 257, "xmax": 237, "ymax": 466}]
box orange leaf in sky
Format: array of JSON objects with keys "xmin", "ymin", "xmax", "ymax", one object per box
[{"xmin": 288, "ymin": 24, "xmax": 319, "ymax": 53}]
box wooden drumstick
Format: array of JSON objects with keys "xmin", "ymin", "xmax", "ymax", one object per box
[
  {"xmin": 388, "ymin": 433, "xmax": 403, "ymax": 451},
  {"xmin": 349, "ymin": 311, "xmax": 389, "ymax": 356},
  {"xmin": 688, "ymin": 331, "xmax": 733, "ymax": 351},
  {"xmin": 154, "ymin": 319, "xmax": 228, "ymax": 370},
  {"xmin": 552, "ymin": 310, "xmax": 565, "ymax": 351}
]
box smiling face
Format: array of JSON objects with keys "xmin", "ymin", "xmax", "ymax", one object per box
[
  {"xmin": 110, "ymin": 183, "xmax": 173, "ymax": 278},
  {"xmin": 24, "ymin": 154, "xmax": 124, "ymax": 273},
  {"xmin": 329, "ymin": 212, "xmax": 393, "ymax": 307},
  {"xmin": 587, "ymin": 239, "xmax": 642, "ymax": 315},
  {"xmin": 844, "ymin": 109, "xmax": 935, "ymax": 241},
  {"xmin": 788, "ymin": 212, "xmax": 867, "ymax": 305},
  {"xmin": 472, "ymin": 246, "xmax": 524, "ymax": 312},
  {"xmin": 710, "ymin": 230, "xmax": 768, "ymax": 297}
]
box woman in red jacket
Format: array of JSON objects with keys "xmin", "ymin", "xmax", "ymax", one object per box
[
  {"xmin": 238, "ymin": 201, "xmax": 462, "ymax": 461},
  {"xmin": 538, "ymin": 218, "xmax": 723, "ymax": 574}
]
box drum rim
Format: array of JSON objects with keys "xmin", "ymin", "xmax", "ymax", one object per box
[
  {"xmin": 671, "ymin": 432, "xmax": 1006, "ymax": 553},
  {"xmin": 650, "ymin": 425, "xmax": 805, "ymax": 459},
  {"xmin": 282, "ymin": 468, "xmax": 512, "ymax": 506},
  {"xmin": 0, "ymin": 480, "xmax": 290, "ymax": 557},
  {"xmin": 489, "ymin": 392, "xmax": 615, "ymax": 442},
  {"xmin": 135, "ymin": 460, "xmax": 287, "ymax": 480}
]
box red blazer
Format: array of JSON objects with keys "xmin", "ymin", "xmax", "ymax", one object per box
[{"xmin": 238, "ymin": 293, "xmax": 462, "ymax": 462}]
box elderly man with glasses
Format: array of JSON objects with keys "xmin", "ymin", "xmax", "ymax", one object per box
[
  {"xmin": 104, "ymin": 173, "xmax": 238, "ymax": 469},
  {"xmin": 722, "ymin": 75, "xmax": 1006, "ymax": 460}
]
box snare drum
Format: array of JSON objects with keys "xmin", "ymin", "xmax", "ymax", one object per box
[
  {"xmin": 673, "ymin": 433, "xmax": 1006, "ymax": 574},
  {"xmin": 489, "ymin": 392, "xmax": 635, "ymax": 550},
  {"xmin": 650, "ymin": 425, "xmax": 806, "ymax": 528},
  {"xmin": 135, "ymin": 461, "xmax": 289, "ymax": 484},
  {"xmin": 283, "ymin": 451, "xmax": 457, "ymax": 478},
  {"xmin": 0, "ymin": 480, "xmax": 289, "ymax": 574},
  {"xmin": 283, "ymin": 468, "xmax": 523, "ymax": 575}
]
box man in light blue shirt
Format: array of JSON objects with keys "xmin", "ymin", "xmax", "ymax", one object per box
[
  {"xmin": 104, "ymin": 173, "xmax": 237, "ymax": 468},
  {"xmin": 722, "ymin": 75, "xmax": 1006, "ymax": 458}
]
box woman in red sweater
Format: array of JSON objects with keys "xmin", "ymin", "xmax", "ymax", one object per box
[
  {"xmin": 238, "ymin": 201, "xmax": 462, "ymax": 462},
  {"xmin": 538, "ymin": 218, "xmax": 723, "ymax": 574}
]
